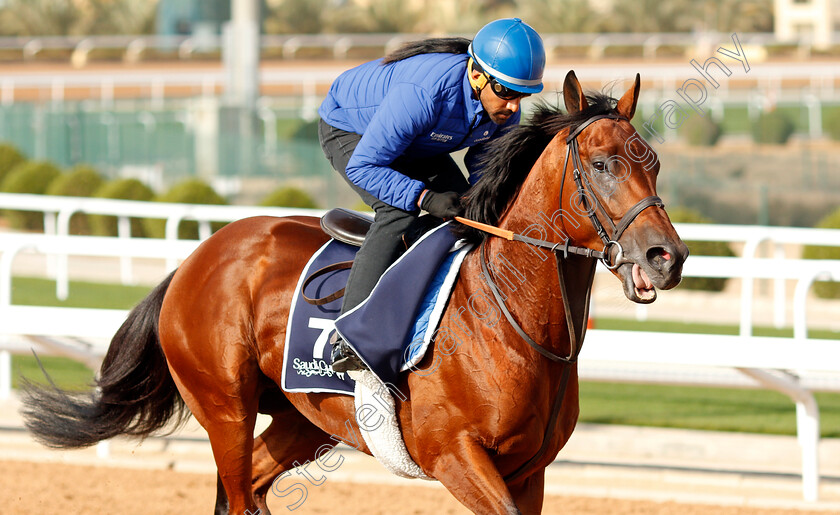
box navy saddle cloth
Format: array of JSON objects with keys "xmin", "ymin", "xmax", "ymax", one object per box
[{"xmin": 281, "ymin": 221, "xmax": 467, "ymax": 394}]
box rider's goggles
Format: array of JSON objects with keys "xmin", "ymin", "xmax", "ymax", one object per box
[{"xmin": 485, "ymin": 74, "xmax": 530, "ymax": 101}]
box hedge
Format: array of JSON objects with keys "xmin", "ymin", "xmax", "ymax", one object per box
[
  {"xmin": 89, "ymin": 178, "xmax": 155, "ymax": 237},
  {"xmin": 259, "ymin": 186, "xmax": 318, "ymax": 209},
  {"xmin": 0, "ymin": 143, "xmax": 26, "ymax": 186},
  {"xmin": 0, "ymin": 160, "xmax": 62, "ymax": 230},
  {"xmin": 752, "ymin": 110, "xmax": 795, "ymax": 145},
  {"xmin": 46, "ymin": 164, "xmax": 105, "ymax": 235},
  {"xmin": 826, "ymin": 109, "xmax": 840, "ymax": 142},
  {"xmin": 143, "ymin": 178, "xmax": 227, "ymax": 239},
  {"xmin": 802, "ymin": 207, "xmax": 840, "ymax": 299},
  {"xmin": 680, "ymin": 115, "xmax": 723, "ymax": 147}
]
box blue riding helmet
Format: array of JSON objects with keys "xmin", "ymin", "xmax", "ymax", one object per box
[{"xmin": 468, "ymin": 18, "xmax": 545, "ymax": 95}]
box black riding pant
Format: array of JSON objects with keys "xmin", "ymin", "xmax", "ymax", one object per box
[{"xmin": 318, "ymin": 119, "xmax": 469, "ymax": 314}]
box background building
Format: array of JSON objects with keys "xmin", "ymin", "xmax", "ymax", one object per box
[{"xmin": 774, "ymin": 0, "xmax": 840, "ymax": 49}]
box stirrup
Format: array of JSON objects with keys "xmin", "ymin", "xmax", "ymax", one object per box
[{"xmin": 330, "ymin": 333, "xmax": 365, "ymax": 373}]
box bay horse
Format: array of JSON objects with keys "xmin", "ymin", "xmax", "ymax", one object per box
[{"xmin": 21, "ymin": 71, "xmax": 687, "ymax": 514}]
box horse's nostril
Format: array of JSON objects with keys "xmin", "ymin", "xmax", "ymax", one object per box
[{"xmin": 646, "ymin": 247, "xmax": 669, "ymax": 271}]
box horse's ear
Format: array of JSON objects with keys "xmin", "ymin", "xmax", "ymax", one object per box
[
  {"xmin": 563, "ymin": 70, "xmax": 588, "ymax": 115},
  {"xmin": 616, "ymin": 73, "xmax": 641, "ymax": 120}
]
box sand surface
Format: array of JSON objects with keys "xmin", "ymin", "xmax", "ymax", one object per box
[{"xmin": 0, "ymin": 459, "xmax": 822, "ymax": 515}]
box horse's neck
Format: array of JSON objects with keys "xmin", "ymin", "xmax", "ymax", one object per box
[
  {"xmin": 459, "ymin": 235, "xmax": 596, "ymax": 359},
  {"xmin": 465, "ymin": 142, "xmax": 597, "ymax": 359}
]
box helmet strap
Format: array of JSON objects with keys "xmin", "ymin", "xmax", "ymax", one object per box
[{"xmin": 467, "ymin": 58, "xmax": 487, "ymax": 98}]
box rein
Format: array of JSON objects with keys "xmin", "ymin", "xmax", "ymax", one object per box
[{"xmin": 457, "ymin": 113, "xmax": 665, "ymax": 482}]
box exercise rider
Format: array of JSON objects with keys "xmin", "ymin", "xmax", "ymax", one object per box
[{"xmin": 317, "ymin": 18, "xmax": 546, "ymax": 372}]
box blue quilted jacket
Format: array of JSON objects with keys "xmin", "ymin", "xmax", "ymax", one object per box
[{"xmin": 318, "ymin": 52, "xmax": 520, "ymax": 212}]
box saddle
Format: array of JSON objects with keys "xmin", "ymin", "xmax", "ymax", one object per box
[
  {"xmin": 320, "ymin": 208, "xmax": 372, "ymax": 247},
  {"xmin": 319, "ymin": 207, "xmax": 443, "ymax": 249},
  {"xmin": 284, "ymin": 216, "xmax": 468, "ymax": 480},
  {"xmin": 308, "ymin": 208, "xmax": 443, "ymax": 306}
]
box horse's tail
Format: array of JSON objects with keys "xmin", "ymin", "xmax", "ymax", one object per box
[
  {"xmin": 20, "ymin": 270, "xmax": 189, "ymax": 448},
  {"xmin": 382, "ymin": 37, "xmax": 470, "ymax": 64}
]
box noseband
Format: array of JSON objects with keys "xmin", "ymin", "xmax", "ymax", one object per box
[
  {"xmin": 466, "ymin": 113, "xmax": 665, "ymax": 482},
  {"xmin": 562, "ymin": 113, "xmax": 664, "ymax": 269}
]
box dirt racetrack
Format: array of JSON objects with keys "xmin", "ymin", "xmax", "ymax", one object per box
[
  {"xmin": 2, "ymin": 399, "xmax": 839, "ymax": 515},
  {"xmin": 0, "ymin": 459, "xmax": 823, "ymax": 515}
]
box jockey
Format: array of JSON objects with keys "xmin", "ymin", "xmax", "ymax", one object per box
[{"xmin": 318, "ymin": 18, "xmax": 546, "ymax": 372}]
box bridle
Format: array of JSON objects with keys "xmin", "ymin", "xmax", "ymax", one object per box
[
  {"xmin": 467, "ymin": 114, "xmax": 664, "ymax": 272},
  {"xmin": 461, "ymin": 112, "xmax": 665, "ymax": 482},
  {"xmin": 562, "ymin": 113, "xmax": 664, "ymax": 269},
  {"xmin": 469, "ymin": 112, "xmax": 665, "ymax": 361}
]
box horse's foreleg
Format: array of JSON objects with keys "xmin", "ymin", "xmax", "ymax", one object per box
[
  {"xmin": 213, "ymin": 475, "xmax": 229, "ymax": 515},
  {"xmin": 249, "ymin": 411, "xmax": 333, "ymax": 514},
  {"xmin": 508, "ymin": 471, "xmax": 545, "ymax": 515},
  {"xmin": 429, "ymin": 436, "xmax": 521, "ymax": 515}
]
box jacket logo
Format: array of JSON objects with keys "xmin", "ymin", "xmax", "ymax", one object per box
[{"xmin": 429, "ymin": 131, "xmax": 454, "ymax": 143}]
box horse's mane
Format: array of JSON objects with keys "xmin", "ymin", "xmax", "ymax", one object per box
[
  {"xmin": 382, "ymin": 37, "xmax": 470, "ymax": 64},
  {"xmin": 452, "ymin": 92, "xmax": 618, "ymax": 242}
]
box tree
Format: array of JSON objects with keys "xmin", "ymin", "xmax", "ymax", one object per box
[
  {"xmin": 0, "ymin": 0, "xmax": 86, "ymax": 36},
  {"xmin": 86, "ymin": 0, "xmax": 159, "ymax": 35},
  {"xmin": 364, "ymin": 0, "xmax": 423, "ymax": 33},
  {"xmin": 0, "ymin": 0, "xmax": 159, "ymax": 37},
  {"xmin": 603, "ymin": 0, "xmax": 698, "ymax": 33},
  {"xmin": 699, "ymin": 0, "xmax": 773, "ymax": 33},
  {"xmin": 264, "ymin": 0, "xmax": 327, "ymax": 35},
  {"xmin": 322, "ymin": 0, "xmax": 423, "ymax": 34},
  {"xmin": 517, "ymin": 0, "xmax": 600, "ymax": 35}
]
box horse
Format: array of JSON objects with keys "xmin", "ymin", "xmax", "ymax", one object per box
[{"xmin": 21, "ymin": 71, "xmax": 688, "ymax": 514}]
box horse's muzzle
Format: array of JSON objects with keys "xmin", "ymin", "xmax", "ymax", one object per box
[{"xmin": 617, "ymin": 239, "xmax": 688, "ymax": 304}]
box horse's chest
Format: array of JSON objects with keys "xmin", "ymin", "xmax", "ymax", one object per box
[{"xmin": 480, "ymin": 377, "xmax": 579, "ymax": 457}]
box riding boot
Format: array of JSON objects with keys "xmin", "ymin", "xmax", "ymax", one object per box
[{"xmin": 329, "ymin": 332, "xmax": 364, "ymax": 372}]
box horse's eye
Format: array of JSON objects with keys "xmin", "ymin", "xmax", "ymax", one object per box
[{"xmin": 592, "ymin": 161, "xmax": 607, "ymax": 172}]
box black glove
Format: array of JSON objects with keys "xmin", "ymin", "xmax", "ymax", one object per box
[{"xmin": 420, "ymin": 190, "xmax": 463, "ymax": 219}]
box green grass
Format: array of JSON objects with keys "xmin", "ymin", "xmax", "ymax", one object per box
[
  {"xmin": 12, "ymin": 354, "xmax": 95, "ymax": 391},
  {"xmin": 12, "ymin": 276, "xmax": 152, "ymax": 308},
  {"xmin": 10, "ymin": 275, "xmax": 148, "ymax": 393},
  {"xmin": 9, "ymin": 277, "xmax": 840, "ymax": 437},
  {"xmin": 594, "ymin": 316, "xmax": 840, "ymax": 340},
  {"xmin": 580, "ymin": 317, "xmax": 840, "ymax": 437},
  {"xmin": 579, "ymin": 381, "xmax": 840, "ymax": 438},
  {"xmin": 719, "ymin": 105, "xmax": 751, "ymax": 135}
]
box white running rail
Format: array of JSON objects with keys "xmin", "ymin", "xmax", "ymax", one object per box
[{"xmin": 0, "ymin": 194, "xmax": 839, "ymax": 501}]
